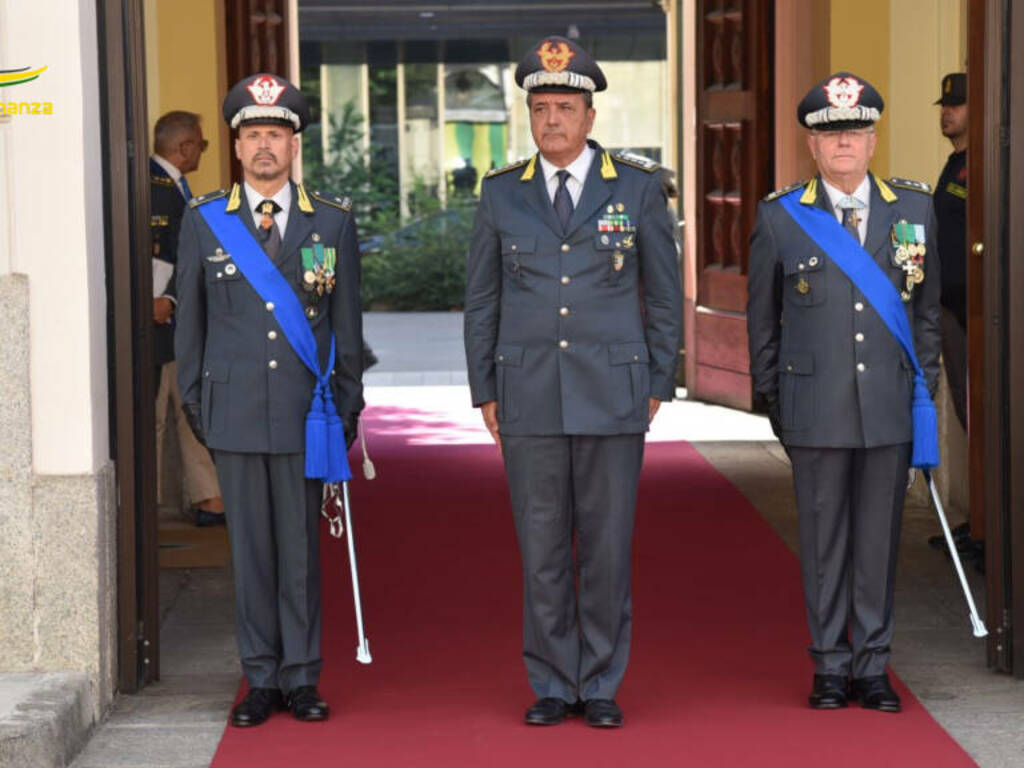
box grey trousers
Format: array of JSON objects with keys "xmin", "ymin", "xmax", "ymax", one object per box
[
  {"xmin": 789, "ymin": 444, "xmax": 910, "ymax": 679},
  {"xmin": 502, "ymin": 434, "xmax": 645, "ymax": 703},
  {"xmin": 941, "ymin": 307, "xmax": 967, "ymax": 430},
  {"xmin": 214, "ymin": 451, "xmax": 323, "ymax": 693}
]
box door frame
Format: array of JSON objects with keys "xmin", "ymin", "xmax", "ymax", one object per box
[{"xmin": 98, "ymin": 0, "xmax": 159, "ymax": 692}]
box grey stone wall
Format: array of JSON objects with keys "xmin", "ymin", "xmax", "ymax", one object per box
[{"xmin": 0, "ymin": 275, "xmax": 117, "ymax": 719}]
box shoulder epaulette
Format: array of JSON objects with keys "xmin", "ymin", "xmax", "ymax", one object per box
[
  {"xmin": 887, "ymin": 177, "xmax": 932, "ymax": 194},
  {"xmin": 151, "ymin": 175, "xmax": 175, "ymax": 187},
  {"xmin": 311, "ymin": 190, "xmax": 352, "ymax": 212},
  {"xmin": 763, "ymin": 180, "xmax": 808, "ymax": 202},
  {"xmin": 188, "ymin": 188, "xmax": 228, "ymax": 209},
  {"xmin": 484, "ymin": 158, "xmax": 530, "ymax": 179},
  {"xmin": 612, "ymin": 150, "xmax": 660, "ymax": 173}
]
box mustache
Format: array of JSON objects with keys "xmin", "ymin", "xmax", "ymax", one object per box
[{"xmin": 253, "ymin": 151, "xmax": 277, "ymax": 161}]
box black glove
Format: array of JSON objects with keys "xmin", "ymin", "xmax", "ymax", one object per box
[
  {"xmin": 182, "ymin": 403, "xmax": 206, "ymax": 447},
  {"xmin": 342, "ymin": 413, "xmax": 359, "ymax": 450},
  {"xmin": 768, "ymin": 399, "xmax": 782, "ymax": 441}
]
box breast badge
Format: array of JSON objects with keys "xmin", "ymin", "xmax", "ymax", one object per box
[
  {"xmin": 891, "ymin": 220, "xmax": 926, "ymax": 301},
  {"xmin": 301, "ymin": 239, "xmax": 337, "ymax": 297},
  {"xmin": 598, "ymin": 204, "xmax": 635, "ymax": 233}
]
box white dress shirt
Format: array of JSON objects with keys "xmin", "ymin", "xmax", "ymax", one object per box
[
  {"xmin": 244, "ymin": 180, "xmax": 291, "ymax": 236},
  {"xmin": 151, "ymin": 153, "xmax": 188, "ymax": 200},
  {"xmin": 821, "ymin": 175, "xmax": 871, "ymax": 245},
  {"xmin": 539, "ymin": 144, "xmax": 595, "ymax": 208}
]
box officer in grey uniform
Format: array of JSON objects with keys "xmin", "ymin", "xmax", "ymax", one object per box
[
  {"xmin": 175, "ymin": 74, "xmax": 363, "ymax": 727},
  {"xmin": 747, "ymin": 72, "xmax": 941, "ymax": 713},
  {"xmin": 464, "ymin": 37, "xmax": 681, "ymax": 728}
]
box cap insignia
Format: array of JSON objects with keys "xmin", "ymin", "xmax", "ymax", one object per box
[
  {"xmin": 537, "ymin": 41, "xmax": 575, "ymax": 73},
  {"xmin": 823, "ymin": 76, "xmax": 864, "ymax": 109},
  {"xmin": 246, "ymin": 75, "xmax": 285, "ymax": 106}
]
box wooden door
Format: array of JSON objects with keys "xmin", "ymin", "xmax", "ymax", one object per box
[
  {"xmin": 224, "ymin": 0, "xmax": 291, "ymax": 182},
  {"xmin": 687, "ymin": 0, "xmax": 774, "ymax": 409},
  {"xmin": 98, "ymin": 0, "xmax": 159, "ymax": 691}
]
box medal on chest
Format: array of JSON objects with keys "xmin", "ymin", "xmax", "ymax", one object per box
[
  {"xmin": 301, "ymin": 233, "xmax": 336, "ymax": 298},
  {"xmin": 891, "ymin": 219, "xmax": 926, "ymax": 301}
]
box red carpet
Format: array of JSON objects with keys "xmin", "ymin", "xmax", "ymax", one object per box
[{"xmin": 210, "ymin": 402, "xmax": 976, "ymax": 767}]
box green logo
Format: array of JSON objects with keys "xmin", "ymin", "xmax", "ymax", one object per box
[{"xmin": 0, "ymin": 66, "xmax": 47, "ymax": 88}]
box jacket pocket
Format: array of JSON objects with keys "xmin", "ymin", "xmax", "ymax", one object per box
[
  {"xmin": 501, "ymin": 236, "xmax": 536, "ymax": 287},
  {"xmin": 595, "ymin": 234, "xmax": 635, "ymax": 284},
  {"xmin": 494, "ymin": 344, "xmax": 523, "ymax": 423},
  {"xmin": 782, "ymin": 252, "xmax": 826, "ymax": 307},
  {"xmin": 609, "ymin": 342, "xmax": 650, "ymax": 421},
  {"xmin": 205, "ymin": 264, "xmax": 246, "ymax": 315},
  {"xmin": 779, "ymin": 350, "xmax": 813, "ymax": 431},
  {"xmin": 201, "ymin": 360, "xmax": 230, "ymax": 435}
]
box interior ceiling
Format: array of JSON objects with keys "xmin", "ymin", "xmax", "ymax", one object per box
[{"xmin": 298, "ymin": 1, "xmax": 666, "ymax": 42}]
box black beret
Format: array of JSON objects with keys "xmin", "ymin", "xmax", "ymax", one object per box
[
  {"xmin": 514, "ymin": 36, "xmax": 607, "ymax": 94},
  {"xmin": 222, "ymin": 73, "xmax": 310, "ymax": 133},
  {"xmin": 935, "ymin": 73, "xmax": 966, "ymax": 106},
  {"xmin": 798, "ymin": 71, "xmax": 884, "ymax": 131}
]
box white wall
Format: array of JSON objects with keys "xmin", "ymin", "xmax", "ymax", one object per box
[{"xmin": 0, "ymin": 0, "xmax": 109, "ymax": 474}]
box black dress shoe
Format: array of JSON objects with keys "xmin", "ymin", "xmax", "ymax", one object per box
[
  {"xmin": 194, "ymin": 508, "xmax": 226, "ymax": 527},
  {"xmin": 230, "ymin": 687, "xmax": 282, "ymax": 727},
  {"xmin": 287, "ymin": 686, "xmax": 330, "ymax": 721},
  {"xmin": 524, "ymin": 697, "xmax": 576, "ymax": 725},
  {"xmin": 808, "ymin": 674, "xmax": 849, "ymax": 709},
  {"xmin": 852, "ymin": 674, "xmax": 901, "ymax": 713},
  {"xmin": 583, "ymin": 699, "xmax": 623, "ymax": 728}
]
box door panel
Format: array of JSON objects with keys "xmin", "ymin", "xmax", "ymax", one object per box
[{"xmin": 688, "ymin": 0, "xmax": 773, "ymax": 409}]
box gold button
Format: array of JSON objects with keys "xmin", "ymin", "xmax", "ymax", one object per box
[
  {"xmin": 855, "ymin": 302, "xmax": 864, "ymax": 312},
  {"xmin": 559, "ymin": 307, "xmax": 569, "ymax": 317},
  {"xmin": 268, "ymin": 360, "xmax": 278, "ymax": 370},
  {"xmin": 559, "ymin": 340, "xmax": 569, "ymax": 349},
  {"xmin": 857, "ymin": 362, "xmax": 866, "ymax": 372},
  {"xmin": 497, "ymin": 355, "xmax": 504, "ymax": 361},
  {"xmin": 216, "ymin": 271, "xmax": 223, "ymax": 279},
  {"xmin": 561, "ymin": 243, "xmax": 570, "ymax": 253},
  {"xmin": 511, "ymin": 244, "xmax": 517, "ymax": 251},
  {"xmin": 798, "ymin": 263, "xmax": 806, "ymax": 271},
  {"xmin": 266, "ymin": 301, "xmax": 275, "ymax": 311},
  {"xmin": 786, "ymin": 364, "xmax": 793, "ymax": 372},
  {"xmin": 268, "ymin": 331, "xmax": 277, "ymax": 340},
  {"xmin": 855, "ymin": 332, "xmax": 864, "ymax": 342},
  {"xmin": 561, "ymin": 275, "xmax": 570, "ymax": 285}
]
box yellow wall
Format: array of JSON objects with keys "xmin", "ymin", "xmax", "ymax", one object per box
[
  {"xmin": 830, "ymin": 0, "xmax": 891, "ymax": 178},
  {"xmin": 830, "ymin": 0, "xmax": 966, "ymax": 185},
  {"xmin": 144, "ymin": 0, "xmax": 229, "ymax": 195}
]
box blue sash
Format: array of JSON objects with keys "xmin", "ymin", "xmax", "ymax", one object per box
[
  {"xmin": 778, "ymin": 189, "xmax": 939, "ymax": 469},
  {"xmin": 198, "ymin": 198, "xmax": 352, "ymax": 482}
]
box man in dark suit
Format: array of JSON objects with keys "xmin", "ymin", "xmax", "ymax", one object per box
[
  {"xmin": 464, "ymin": 37, "xmax": 681, "ymax": 728},
  {"xmin": 747, "ymin": 72, "xmax": 941, "ymax": 713},
  {"xmin": 149, "ymin": 111, "xmax": 224, "ymax": 525},
  {"xmin": 175, "ymin": 74, "xmax": 364, "ymax": 727}
]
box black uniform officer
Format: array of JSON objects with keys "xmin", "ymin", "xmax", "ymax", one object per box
[
  {"xmin": 464, "ymin": 37, "xmax": 682, "ymax": 728},
  {"xmin": 747, "ymin": 72, "xmax": 941, "ymax": 714},
  {"xmin": 933, "ymin": 72, "xmax": 969, "ymax": 429},
  {"xmin": 175, "ymin": 74, "xmax": 363, "ymax": 727}
]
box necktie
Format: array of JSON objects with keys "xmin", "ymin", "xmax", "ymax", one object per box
[
  {"xmin": 180, "ymin": 176, "xmax": 192, "ymax": 202},
  {"xmin": 257, "ymin": 199, "xmax": 283, "ymax": 261},
  {"xmin": 838, "ymin": 196, "xmax": 864, "ymax": 245},
  {"xmin": 553, "ymin": 169, "xmax": 574, "ymax": 230}
]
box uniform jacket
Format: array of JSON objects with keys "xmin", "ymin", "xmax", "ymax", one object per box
[
  {"xmin": 175, "ymin": 181, "xmax": 363, "ymax": 454},
  {"xmin": 747, "ymin": 173, "xmax": 942, "ymax": 449},
  {"xmin": 150, "ymin": 158, "xmax": 184, "ymax": 367},
  {"xmin": 464, "ymin": 141, "xmax": 682, "ymax": 436}
]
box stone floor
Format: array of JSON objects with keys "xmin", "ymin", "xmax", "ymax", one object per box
[{"xmin": 71, "ymin": 312, "xmax": 1024, "ymax": 768}]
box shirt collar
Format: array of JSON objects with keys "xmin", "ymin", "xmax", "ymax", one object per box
[
  {"xmin": 539, "ymin": 143, "xmax": 595, "ymax": 185},
  {"xmin": 151, "ymin": 154, "xmax": 182, "ymax": 184},
  {"xmin": 821, "ymin": 174, "xmax": 871, "ymax": 210},
  {"xmin": 244, "ymin": 180, "xmax": 292, "ymax": 214}
]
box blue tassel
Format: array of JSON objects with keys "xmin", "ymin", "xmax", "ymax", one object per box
[
  {"xmin": 305, "ymin": 383, "xmax": 328, "ymax": 479},
  {"xmin": 323, "ymin": 388, "xmax": 353, "ymax": 483},
  {"xmin": 910, "ymin": 375, "xmax": 940, "ymax": 469}
]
